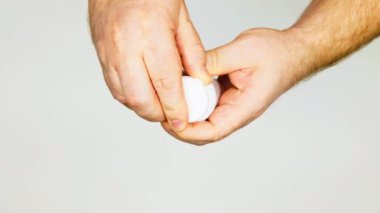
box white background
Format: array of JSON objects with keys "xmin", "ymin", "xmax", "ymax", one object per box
[{"xmin": 1, "ymin": 0, "xmax": 379, "ymax": 212}]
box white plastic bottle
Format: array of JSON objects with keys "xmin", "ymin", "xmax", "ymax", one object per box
[{"xmin": 182, "ymin": 76, "xmax": 221, "ymax": 123}]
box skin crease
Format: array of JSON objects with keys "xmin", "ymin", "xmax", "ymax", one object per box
[
  {"xmin": 89, "ymin": 0, "xmax": 380, "ymax": 146},
  {"xmin": 161, "ymin": 0, "xmax": 380, "ymax": 145},
  {"xmin": 88, "ymin": 0, "xmax": 212, "ymax": 132}
]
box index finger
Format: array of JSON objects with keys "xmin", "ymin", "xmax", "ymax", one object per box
[{"xmin": 144, "ymin": 32, "xmax": 188, "ymax": 132}]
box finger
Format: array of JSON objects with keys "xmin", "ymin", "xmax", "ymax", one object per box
[
  {"xmin": 206, "ymin": 40, "xmax": 253, "ymax": 76},
  {"xmin": 161, "ymin": 86, "xmax": 263, "ymax": 145},
  {"xmin": 95, "ymin": 45, "xmax": 125, "ymax": 101},
  {"xmin": 98, "ymin": 22, "xmax": 165, "ymax": 122},
  {"xmin": 162, "ymin": 121, "xmax": 219, "ymax": 145},
  {"xmin": 144, "ymin": 33, "xmax": 188, "ymax": 131},
  {"xmin": 116, "ymin": 56, "xmax": 165, "ymax": 122},
  {"xmin": 176, "ymin": 6, "xmax": 212, "ymax": 84},
  {"xmin": 103, "ymin": 69, "xmax": 124, "ymax": 101}
]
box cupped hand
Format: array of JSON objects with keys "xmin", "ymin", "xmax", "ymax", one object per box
[
  {"xmin": 89, "ymin": 0, "xmax": 211, "ymax": 131},
  {"xmin": 162, "ymin": 28, "xmax": 310, "ymax": 145}
]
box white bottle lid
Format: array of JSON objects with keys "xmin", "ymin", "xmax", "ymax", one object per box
[{"xmin": 182, "ymin": 76, "xmax": 221, "ymax": 123}]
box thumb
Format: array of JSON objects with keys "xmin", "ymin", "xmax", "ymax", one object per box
[
  {"xmin": 206, "ymin": 41, "xmax": 247, "ymax": 76},
  {"xmin": 176, "ymin": 8, "xmax": 212, "ymax": 84}
]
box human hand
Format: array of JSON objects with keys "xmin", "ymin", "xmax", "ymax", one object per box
[
  {"xmin": 162, "ymin": 28, "xmax": 310, "ymax": 145},
  {"xmin": 88, "ymin": 0, "xmax": 211, "ymax": 131}
]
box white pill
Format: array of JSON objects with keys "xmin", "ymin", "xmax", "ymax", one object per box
[
  {"xmin": 182, "ymin": 76, "xmax": 221, "ymax": 123},
  {"xmin": 201, "ymin": 80, "xmax": 221, "ymax": 121}
]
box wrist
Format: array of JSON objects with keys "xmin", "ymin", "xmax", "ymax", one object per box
[{"xmin": 279, "ymin": 27, "xmax": 318, "ymax": 87}]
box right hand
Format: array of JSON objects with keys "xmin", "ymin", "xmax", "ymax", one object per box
[
  {"xmin": 88, "ymin": 0, "xmax": 211, "ymax": 131},
  {"xmin": 162, "ymin": 28, "xmax": 310, "ymax": 145}
]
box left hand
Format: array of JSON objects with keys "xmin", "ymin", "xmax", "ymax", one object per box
[{"xmin": 89, "ymin": 0, "xmax": 211, "ymax": 131}]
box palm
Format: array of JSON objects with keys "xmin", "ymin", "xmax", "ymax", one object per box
[{"xmin": 162, "ymin": 28, "xmax": 298, "ymax": 144}]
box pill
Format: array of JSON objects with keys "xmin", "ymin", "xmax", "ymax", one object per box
[{"xmin": 182, "ymin": 76, "xmax": 221, "ymax": 123}]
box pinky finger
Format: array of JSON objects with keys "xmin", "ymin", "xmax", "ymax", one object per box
[{"xmin": 102, "ymin": 70, "xmax": 124, "ymax": 101}]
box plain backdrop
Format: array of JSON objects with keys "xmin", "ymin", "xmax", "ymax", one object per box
[{"xmin": 1, "ymin": 0, "xmax": 379, "ymax": 212}]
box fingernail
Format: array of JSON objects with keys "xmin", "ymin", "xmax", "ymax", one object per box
[
  {"xmin": 199, "ymin": 68, "xmax": 213, "ymax": 85},
  {"xmin": 203, "ymin": 76, "xmax": 213, "ymax": 85},
  {"xmin": 170, "ymin": 119, "xmax": 184, "ymax": 131}
]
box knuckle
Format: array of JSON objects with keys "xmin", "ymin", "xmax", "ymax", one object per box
[
  {"xmin": 125, "ymin": 95, "xmax": 151, "ymax": 109},
  {"xmin": 109, "ymin": 64, "xmax": 120, "ymax": 74},
  {"xmin": 152, "ymin": 76, "xmax": 177, "ymax": 92},
  {"xmin": 209, "ymin": 130, "xmax": 226, "ymax": 143},
  {"xmin": 108, "ymin": 26, "xmax": 123, "ymax": 52},
  {"xmin": 112, "ymin": 91, "xmax": 152, "ymax": 110},
  {"xmin": 137, "ymin": 110, "xmax": 164, "ymax": 122},
  {"xmin": 112, "ymin": 93, "xmax": 126, "ymax": 103},
  {"xmin": 160, "ymin": 103, "xmax": 179, "ymax": 116},
  {"xmin": 206, "ymin": 49, "xmax": 219, "ymax": 72},
  {"xmin": 146, "ymin": 116, "xmax": 164, "ymax": 122}
]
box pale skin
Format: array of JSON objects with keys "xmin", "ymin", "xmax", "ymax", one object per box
[
  {"xmin": 89, "ymin": 0, "xmax": 380, "ymax": 145},
  {"xmin": 89, "ymin": 0, "xmax": 211, "ymax": 132}
]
